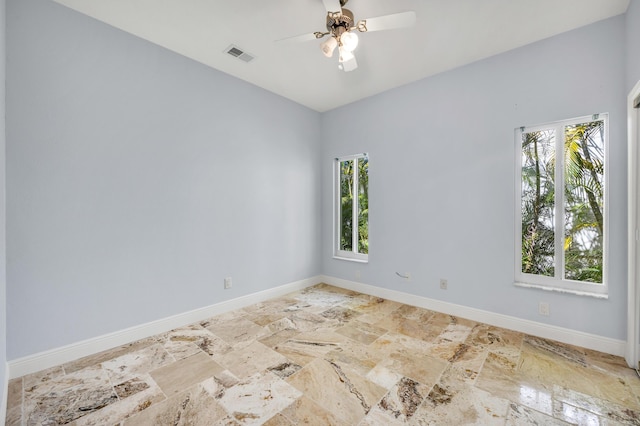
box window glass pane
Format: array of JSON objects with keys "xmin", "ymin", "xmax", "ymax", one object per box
[
  {"xmin": 563, "ymin": 120, "xmax": 604, "ymax": 283},
  {"xmin": 521, "ymin": 130, "xmax": 556, "ymax": 277},
  {"xmin": 339, "ymin": 160, "xmax": 354, "ymax": 252},
  {"xmin": 357, "ymin": 157, "xmax": 369, "ymax": 254}
]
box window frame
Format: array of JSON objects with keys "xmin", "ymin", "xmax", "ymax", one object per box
[
  {"xmin": 333, "ymin": 153, "xmax": 369, "ymax": 263},
  {"xmin": 514, "ymin": 114, "xmax": 609, "ymax": 297}
]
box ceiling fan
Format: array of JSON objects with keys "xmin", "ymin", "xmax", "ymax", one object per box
[{"xmin": 278, "ymin": 0, "xmax": 416, "ymax": 72}]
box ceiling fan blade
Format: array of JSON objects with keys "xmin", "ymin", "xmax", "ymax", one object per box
[
  {"xmin": 357, "ymin": 11, "xmax": 416, "ymax": 33},
  {"xmin": 276, "ymin": 32, "xmax": 325, "ymax": 44},
  {"xmin": 322, "ymin": 0, "xmax": 342, "ymax": 15}
]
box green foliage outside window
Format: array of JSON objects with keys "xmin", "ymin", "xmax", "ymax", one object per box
[
  {"xmin": 563, "ymin": 121, "xmax": 604, "ymax": 283},
  {"xmin": 339, "ymin": 157, "xmax": 368, "ymax": 255},
  {"xmin": 521, "ymin": 119, "xmax": 604, "ymax": 284},
  {"xmin": 521, "ymin": 130, "xmax": 556, "ymax": 277}
]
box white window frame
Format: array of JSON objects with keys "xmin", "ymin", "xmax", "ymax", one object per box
[
  {"xmin": 514, "ymin": 114, "xmax": 609, "ymax": 297},
  {"xmin": 334, "ymin": 153, "xmax": 369, "ymax": 263}
]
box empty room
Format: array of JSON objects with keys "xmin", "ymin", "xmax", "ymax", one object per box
[{"xmin": 2, "ymin": 0, "xmax": 640, "ymax": 424}]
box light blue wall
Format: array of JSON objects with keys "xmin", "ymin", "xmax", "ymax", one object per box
[
  {"xmin": 321, "ymin": 16, "xmax": 628, "ymax": 340},
  {"xmin": 0, "ymin": 0, "xmax": 6, "ymax": 413},
  {"xmin": 627, "ymin": 0, "xmax": 640, "ymax": 91},
  {"xmin": 5, "ymin": 0, "xmax": 321, "ymax": 359},
  {"xmin": 3, "ymin": 0, "xmax": 636, "ymax": 364}
]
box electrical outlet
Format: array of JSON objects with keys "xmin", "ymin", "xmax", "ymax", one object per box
[
  {"xmin": 355, "ymin": 269, "xmax": 361, "ymax": 280},
  {"xmin": 538, "ymin": 302, "xmax": 550, "ymax": 316},
  {"xmin": 224, "ymin": 277, "xmax": 232, "ymax": 289},
  {"xmin": 440, "ymin": 279, "xmax": 448, "ymax": 290}
]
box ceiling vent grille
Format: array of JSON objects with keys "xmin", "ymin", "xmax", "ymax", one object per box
[{"xmin": 225, "ymin": 45, "xmax": 255, "ymax": 63}]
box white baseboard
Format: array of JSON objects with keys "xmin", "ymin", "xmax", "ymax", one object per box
[
  {"xmin": 8, "ymin": 274, "xmax": 627, "ymax": 379},
  {"xmin": 320, "ymin": 275, "xmax": 627, "ymax": 358},
  {"xmin": 8, "ymin": 276, "xmax": 321, "ymax": 379}
]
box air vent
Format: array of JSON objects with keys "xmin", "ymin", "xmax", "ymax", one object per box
[{"xmin": 224, "ymin": 45, "xmax": 255, "ymax": 63}]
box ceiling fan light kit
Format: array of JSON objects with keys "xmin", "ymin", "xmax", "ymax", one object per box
[
  {"xmin": 320, "ymin": 36, "xmax": 338, "ymax": 57},
  {"xmin": 278, "ymin": 0, "xmax": 416, "ymax": 72},
  {"xmin": 338, "ymin": 46, "xmax": 355, "ymax": 63},
  {"xmin": 340, "ymin": 31, "xmax": 359, "ymax": 52}
]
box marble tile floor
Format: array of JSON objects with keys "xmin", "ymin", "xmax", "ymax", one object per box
[{"xmin": 6, "ymin": 284, "xmax": 640, "ymax": 425}]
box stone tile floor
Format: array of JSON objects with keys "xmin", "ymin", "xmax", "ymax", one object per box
[{"xmin": 5, "ymin": 284, "xmax": 640, "ymax": 425}]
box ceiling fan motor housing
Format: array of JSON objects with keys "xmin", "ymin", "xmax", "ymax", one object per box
[{"xmin": 326, "ymin": 8, "xmax": 354, "ymax": 38}]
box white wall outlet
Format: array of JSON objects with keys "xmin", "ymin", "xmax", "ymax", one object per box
[
  {"xmin": 224, "ymin": 277, "xmax": 232, "ymax": 289},
  {"xmin": 538, "ymin": 302, "xmax": 550, "ymax": 316},
  {"xmin": 440, "ymin": 279, "xmax": 448, "ymax": 290},
  {"xmin": 355, "ymin": 269, "xmax": 361, "ymax": 280}
]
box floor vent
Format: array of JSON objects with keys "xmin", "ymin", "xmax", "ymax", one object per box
[{"xmin": 225, "ymin": 45, "xmax": 255, "ymax": 63}]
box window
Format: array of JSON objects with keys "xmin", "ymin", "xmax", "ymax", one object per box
[
  {"xmin": 515, "ymin": 114, "xmax": 608, "ymax": 296},
  {"xmin": 334, "ymin": 153, "xmax": 369, "ymax": 262}
]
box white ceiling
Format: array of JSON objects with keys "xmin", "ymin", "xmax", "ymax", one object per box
[{"xmin": 52, "ymin": 0, "xmax": 629, "ymax": 112}]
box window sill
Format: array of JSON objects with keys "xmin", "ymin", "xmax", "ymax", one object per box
[
  {"xmin": 333, "ymin": 256, "xmax": 369, "ymax": 264},
  {"xmin": 513, "ymin": 282, "xmax": 608, "ymax": 299}
]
